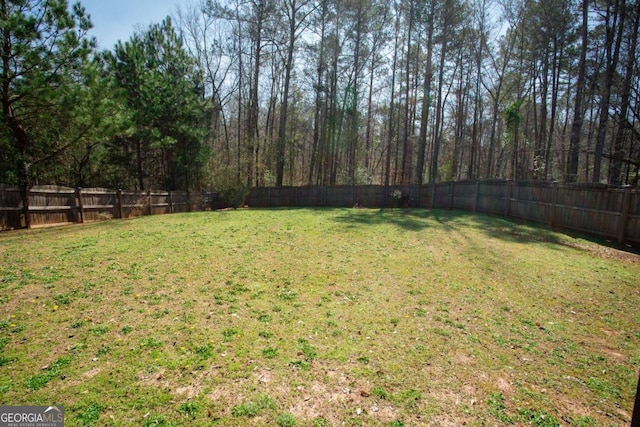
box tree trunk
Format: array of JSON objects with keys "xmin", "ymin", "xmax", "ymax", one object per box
[
  {"xmin": 566, "ymin": 0, "xmax": 588, "ymax": 182},
  {"xmin": 385, "ymin": 12, "xmax": 401, "ymax": 188},
  {"xmin": 400, "ymin": 2, "xmax": 415, "ymax": 185},
  {"xmin": 609, "ymin": 1, "xmax": 638, "ymax": 185},
  {"xmin": 275, "ymin": 0, "xmax": 298, "ymax": 187},
  {"xmin": 416, "ymin": 2, "xmax": 435, "ymax": 185},
  {"xmin": 430, "ymin": 23, "xmax": 449, "ymax": 184},
  {"xmin": 593, "ymin": 0, "xmax": 626, "ymax": 182}
]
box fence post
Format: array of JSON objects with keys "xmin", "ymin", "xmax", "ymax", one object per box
[
  {"xmin": 146, "ymin": 190, "xmax": 152, "ymax": 215},
  {"xmin": 431, "ymin": 183, "xmax": 436, "ymax": 208},
  {"xmin": 618, "ymin": 186, "xmax": 632, "ymax": 244},
  {"xmin": 21, "ymin": 185, "xmax": 31, "ymax": 229},
  {"xmin": 474, "ymin": 181, "xmax": 480, "ymax": 212},
  {"xmin": 168, "ymin": 191, "xmax": 174, "ymax": 214},
  {"xmin": 450, "ymin": 182, "xmax": 455, "ymax": 210},
  {"xmin": 117, "ymin": 189, "xmax": 124, "ymax": 219},
  {"xmin": 505, "ymin": 182, "xmax": 513, "ymax": 218},
  {"xmin": 549, "ymin": 183, "xmax": 559, "ymax": 228},
  {"xmin": 76, "ymin": 188, "xmax": 85, "ymax": 224}
]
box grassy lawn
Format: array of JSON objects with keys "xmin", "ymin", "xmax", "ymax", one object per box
[{"xmin": 0, "ymin": 208, "xmax": 639, "ymax": 426}]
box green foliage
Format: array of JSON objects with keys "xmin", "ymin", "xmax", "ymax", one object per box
[
  {"xmin": 142, "ymin": 415, "xmax": 169, "ymax": 427},
  {"xmin": 216, "ymin": 180, "xmax": 250, "ymax": 209},
  {"xmin": 24, "ymin": 356, "xmax": 71, "ymax": 391},
  {"xmin": 262, "ymin": 346, "xmax": 279, "ymax": 358},
  {"xmin": 258, "ymin": 395, "xmax": 277, "ymax": 410},
  {"xmin": 194, "ymin": 343, "xmax": 214, "ymax": 359},
  {"xmin": 503, "ymin": 100, "xmax": 524, "ymax": 136},
  {"xmin": 570, "ymin": 416, "xmax": 596, "ymax": 426},
  {"xmin": 140, "ymin": 337, "xmax": 163, "ymax": 348},
  {"xmin": 178, "ymin": 401, "xmax": 200, "ymax": 417},
  {"xmin": 0, "ymin": 356, "xmax": 15, "ymax": 367},
  {"xmin": 105, "ymin": 17, "xmax": 207, "ymax": 191},
  {"xmin": 276, "ymin": 412, "xmax": 297, "ymax": 427},
  {"xmin": 222, "ymin": 328, "xmax": 240, "ymax": 340},
  {"xmin": 313, "ymin": 418, "xmax": 330, "ymax": 427},
  {"xmin": 298, "ymin": 338, "xmax": 317, "ymax": 360},
  {"xmin": 371, "ymin": 386, "xmax": 389, "ymax": 399},
  {"xmin": 518, "ymin": 409, "xmax": 560, "ymax": 427},
  {"xmin": 488, "ymin": 392, "xmax": 513, "ymax": 423},
  {"xmin": 231, "ymin": 402, "xmax": 260, "ymax": 418},
  {"xmin": 75, "ymin": 402, "xmax": 103, "ymax": 426},
  {"xmin": 0, "ymin": 0, "xmax": 97, "ymax": 184}
]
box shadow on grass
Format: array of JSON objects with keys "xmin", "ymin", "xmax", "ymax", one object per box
[
  {"xmin": 330, "ymin": 207, "xmax": 640, "ymax": 255},
  {"xmin": 436, "ymin": 209, "xmax": 640, "ymax": 256},
  {"xmin": 332, "ymin": 208, "xmax": 433, "ymax": 231},
  {"xmin": 432, "ymin": 210, "xmax": 568, "ymax": 244}
]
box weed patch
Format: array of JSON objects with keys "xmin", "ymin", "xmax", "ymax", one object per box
[{"xmin": 24, "ymin": 356, "xmax": 71, "ymax": 391}]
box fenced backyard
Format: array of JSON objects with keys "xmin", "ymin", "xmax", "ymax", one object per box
[
  {"xmin": 248, "ymin": 181, "xmax": 639, "ymax": 246},
  {"xmin": 1, "ymin": 181, "xmax": 639, "ymax": 246},
  {"xmin": 0, "ymin": 208, "xmax": 638, "ymax": 426}
]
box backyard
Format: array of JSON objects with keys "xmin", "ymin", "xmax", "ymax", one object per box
[{"xmin": 0, "ymin": 208, "xmax": 638, "ymax": 426}]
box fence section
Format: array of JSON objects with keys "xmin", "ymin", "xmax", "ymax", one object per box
[
  {"xmin": 246, "ymin": 182, "xmax": 640, "ymax": 245},
  {"xmin": 2, "ymin": 182, "xmax": 638, "ymax": 245},
  {"xmin": 0, "ymin": 186, "xmax": 217, "ymax": 231}
]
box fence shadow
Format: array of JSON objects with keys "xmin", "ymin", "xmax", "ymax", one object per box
[
  {"xmin": 331, "ymin": 207, "xmax": 640, "ymax": 257},
  {"xmin": 332, "ymin": 208, "xmax": 432, "ymax": 232},
  {"xmin": 433, "ymin": 209, "xmax": 640, "ymax": 257}
]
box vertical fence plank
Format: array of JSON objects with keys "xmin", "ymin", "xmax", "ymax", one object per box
[
  {"xmin": 474, "ymin": 181, "xmax": 480, "ymax": 212},
  {"xmin": 22, "ymin": 186, "xmax": 31, "ymax": 229},
  {"xmin": 618, "ymin": 187, "xmax": 632, "ymax": 244},
  {"xmin": 505, "ymin": 182, "xmax": 513, "ymax": 218},
  {"xmin": 117, "ymin": 190, "xmax": 124, "ymax": 219},
  {"xmin": 450, "ymin": 182, "xmax": 455, "ymax": 210},
  {"xmin": 550, "ymin": 183, "xmax": 559, "ymax": 228},
  {"xmin": 77, "ymin": 188, "xmax": 85, "ymax": 223}
]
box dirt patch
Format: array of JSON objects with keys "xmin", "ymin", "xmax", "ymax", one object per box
[
  {"xmin": 495, "ymin": 377, "xmax": 513, "ymax": 393},
  {"xmin": 83, "ymin": 367, "xmax": 101, "ymax": 379},
  {"xmin": 602, "ymin": 348, "xmax": 626, "ymax": 362},
  {"xmin": 429, "ymin": 414, "xmax": 475, "ymax": 426}
]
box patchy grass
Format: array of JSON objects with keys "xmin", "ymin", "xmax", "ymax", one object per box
[{"xmin": 0, "ymin": 208, "xmax": 638, "ymax": 426}]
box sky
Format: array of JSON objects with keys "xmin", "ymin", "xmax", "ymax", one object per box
[{"xmin": 78, "ymin": 0, "xmax": 183, "ymax": 50}]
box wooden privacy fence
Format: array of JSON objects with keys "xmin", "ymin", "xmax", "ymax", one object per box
[
  {"xmin": 0, "ymin": 185, "xmax": 218, "ymax": 231},
  {"xmin": 246, "ymin": 181, "xmax": 640, "ymax": 246}
]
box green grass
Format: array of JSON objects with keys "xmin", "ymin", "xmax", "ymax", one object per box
[{"xmin": 0, "ymin": 208, "xmax": 638, "ymax": 426}]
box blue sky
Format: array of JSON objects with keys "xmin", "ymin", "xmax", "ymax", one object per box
[{"xmin": 79, "ymin": 0, "xmax": 183, "ymax": 50}]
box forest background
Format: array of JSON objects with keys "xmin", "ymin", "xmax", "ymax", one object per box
[{"xmin": 1, "ymin": 0, "xmax": 639, "ymax": 196}]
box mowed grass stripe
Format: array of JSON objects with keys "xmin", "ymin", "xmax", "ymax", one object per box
[{"xmin": 0, "ymin": 208, "xmax": 638, "ymax": 426}]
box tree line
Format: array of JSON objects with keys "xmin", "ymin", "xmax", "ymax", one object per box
[{"xmin": 1, "ymin": 0, "xmax": 639, "ymax": 194}]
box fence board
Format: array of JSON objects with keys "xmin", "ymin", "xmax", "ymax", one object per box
[{"xmin": 0, "ymin": 185, "xmax": 23, "ymax": 229}]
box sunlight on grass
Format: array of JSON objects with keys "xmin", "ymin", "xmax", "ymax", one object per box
[{"xmin": 0, "ymin": 208, "xmax": 638, "ymax": 426}]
